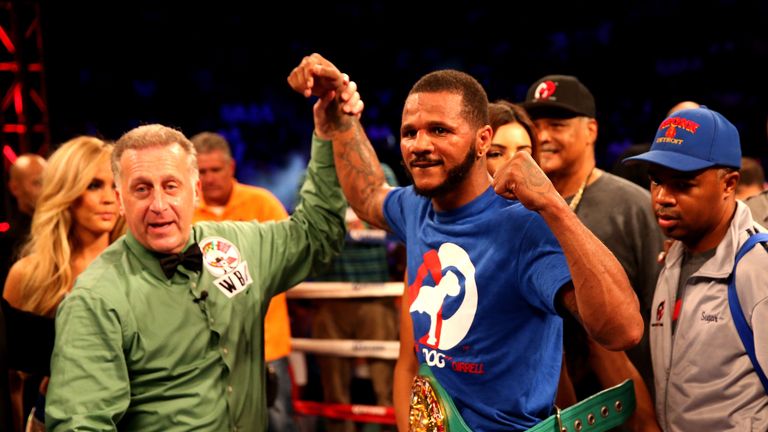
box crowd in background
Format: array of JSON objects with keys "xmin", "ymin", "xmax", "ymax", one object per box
[{"xmin": 2, "ymin": 13, "xmax": 768, "ymax": 428}]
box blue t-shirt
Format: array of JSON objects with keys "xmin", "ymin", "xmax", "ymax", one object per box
[{"xmin": 384, "ymin": 186, "xmax": 572, "ymax": 431}]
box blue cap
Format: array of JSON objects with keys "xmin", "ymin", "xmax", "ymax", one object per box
[{"xmin": 623, "ymin": 107, "xmax": 741, "ymax": 172}]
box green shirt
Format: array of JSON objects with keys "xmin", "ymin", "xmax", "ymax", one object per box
[{"xmin": 46, "ymin": 136, "xmax": 346, "ymax": 432}]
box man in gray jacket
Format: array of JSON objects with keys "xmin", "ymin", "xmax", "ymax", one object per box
[{"xmin": 624, "ymin": 106, "xmax": 768, "ymax": 431}]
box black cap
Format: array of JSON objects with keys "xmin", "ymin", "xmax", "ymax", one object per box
[{"xmin": 521, "ymin": 75, "xmax": 596, "ymax": 119}]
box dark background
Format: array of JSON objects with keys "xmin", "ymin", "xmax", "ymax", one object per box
[{"xmin": 36, "ymin": 1, "xmax": 768, "ymax": 208}]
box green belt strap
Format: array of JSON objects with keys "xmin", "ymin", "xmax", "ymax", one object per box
[
  {"xmin": 416, "ymin": 363, "xmax": 635, "ymax": 432},
  {"xmin": 527, "ymin": 379, "xmax": 636, "ymax": 432}
]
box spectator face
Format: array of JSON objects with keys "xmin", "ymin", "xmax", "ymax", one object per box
[
  {"xmin": 534, "ymin": 116, "xmax": 596, "ymax": 177},
  {"xmin": 197, "ymin": 149, "xmax": 235, "ymax": 206},
  {"xmin": 71, "ymin": 158, "xmax": 119, "ymax": 238},
  {"xmin": 648, "ymin": 164, "xmax": 737, "ymax": 252},
  {"xmin": 487, "ymin": 122, "xmax": 532, "ymax": 176},
  {"xmin": 10, "ymin": 155, "xmax": 46, "ymax": 214}
]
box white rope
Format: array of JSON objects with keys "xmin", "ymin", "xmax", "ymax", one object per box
[
  {"xmin": 286, "ymin": 281, "xmax": 403, "ymax": 299},
  {"xmin": 348, "ymin": 228, "xmax": 388, "ymax": 242},
  {"xmin": 291, "ymin": 338, "xmax": 400, "ymax": 360}
]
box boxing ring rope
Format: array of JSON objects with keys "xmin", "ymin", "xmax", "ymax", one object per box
[
  {"xmin": 287, "ymin": 281, "xmax": 402, "ymax": 425},
  {"xmin": 291, "ymin": 338, "xmax": 400, "ymax": 360},
  {"xmin": 291, "ymin": 400, "xmax": 396, "ymax": 425},
  {"xmin": 285, "ymin": 281, "xmax": 403, "ymax": 299}
]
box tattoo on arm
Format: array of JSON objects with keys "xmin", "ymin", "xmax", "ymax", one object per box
[
  {"xmin": 324, "ymin": 97, "xmax": 355, "ymax": 134},
  {"xmin": 336, "ymin": 121, "xmax": 387, "ymax": 227},
  {"xmin": 520, "ymin": 161, "xmax": 554, "ymax": 200}
]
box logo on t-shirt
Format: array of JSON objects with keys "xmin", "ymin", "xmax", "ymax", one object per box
[
  {"xmin": 200, "ymin": 236, "xmax": 252, "ymax": 298},
  {"xmin": 409, "ymin": 243, "xmax": 478, "ymax": 351}
]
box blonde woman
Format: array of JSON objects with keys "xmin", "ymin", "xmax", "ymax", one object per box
[{"xmin": 2, "ymin": 136, "xmax": 124, "ymax": 431}]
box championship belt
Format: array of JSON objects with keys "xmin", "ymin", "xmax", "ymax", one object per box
[
  {"xmin": 409, "ymin": 363, "xmax": 636, "ymax": 432},
  {"xmin": 408, "ymin": 363, "xmax": 471, "ymax": 432}
]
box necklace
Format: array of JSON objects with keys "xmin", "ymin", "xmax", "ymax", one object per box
[{"xmin": 568, "ymin": 167, "xmax": 595, "ymax": 212}]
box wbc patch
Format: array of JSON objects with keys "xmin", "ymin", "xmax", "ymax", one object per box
[{"xmin": 200, "ymin": 236, "xmax": 252, "ymax": 298}]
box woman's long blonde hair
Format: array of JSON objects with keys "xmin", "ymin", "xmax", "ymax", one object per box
[{"xmin": 17, "ymin": 136, "xmax": 125, "ymax": 316}]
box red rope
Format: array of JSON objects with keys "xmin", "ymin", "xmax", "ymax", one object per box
[
  {"xmin": 293, "ymin": 400, "xmax": 396, "ymax": 424},
  {"xmin": 287, "ymin": 347, "xmax": 396, "ymax": 425}
]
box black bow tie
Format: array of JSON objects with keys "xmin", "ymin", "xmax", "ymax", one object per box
[{"xmin": 158, "ymin": 245, "xmax": 203, "ymax": 279}]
